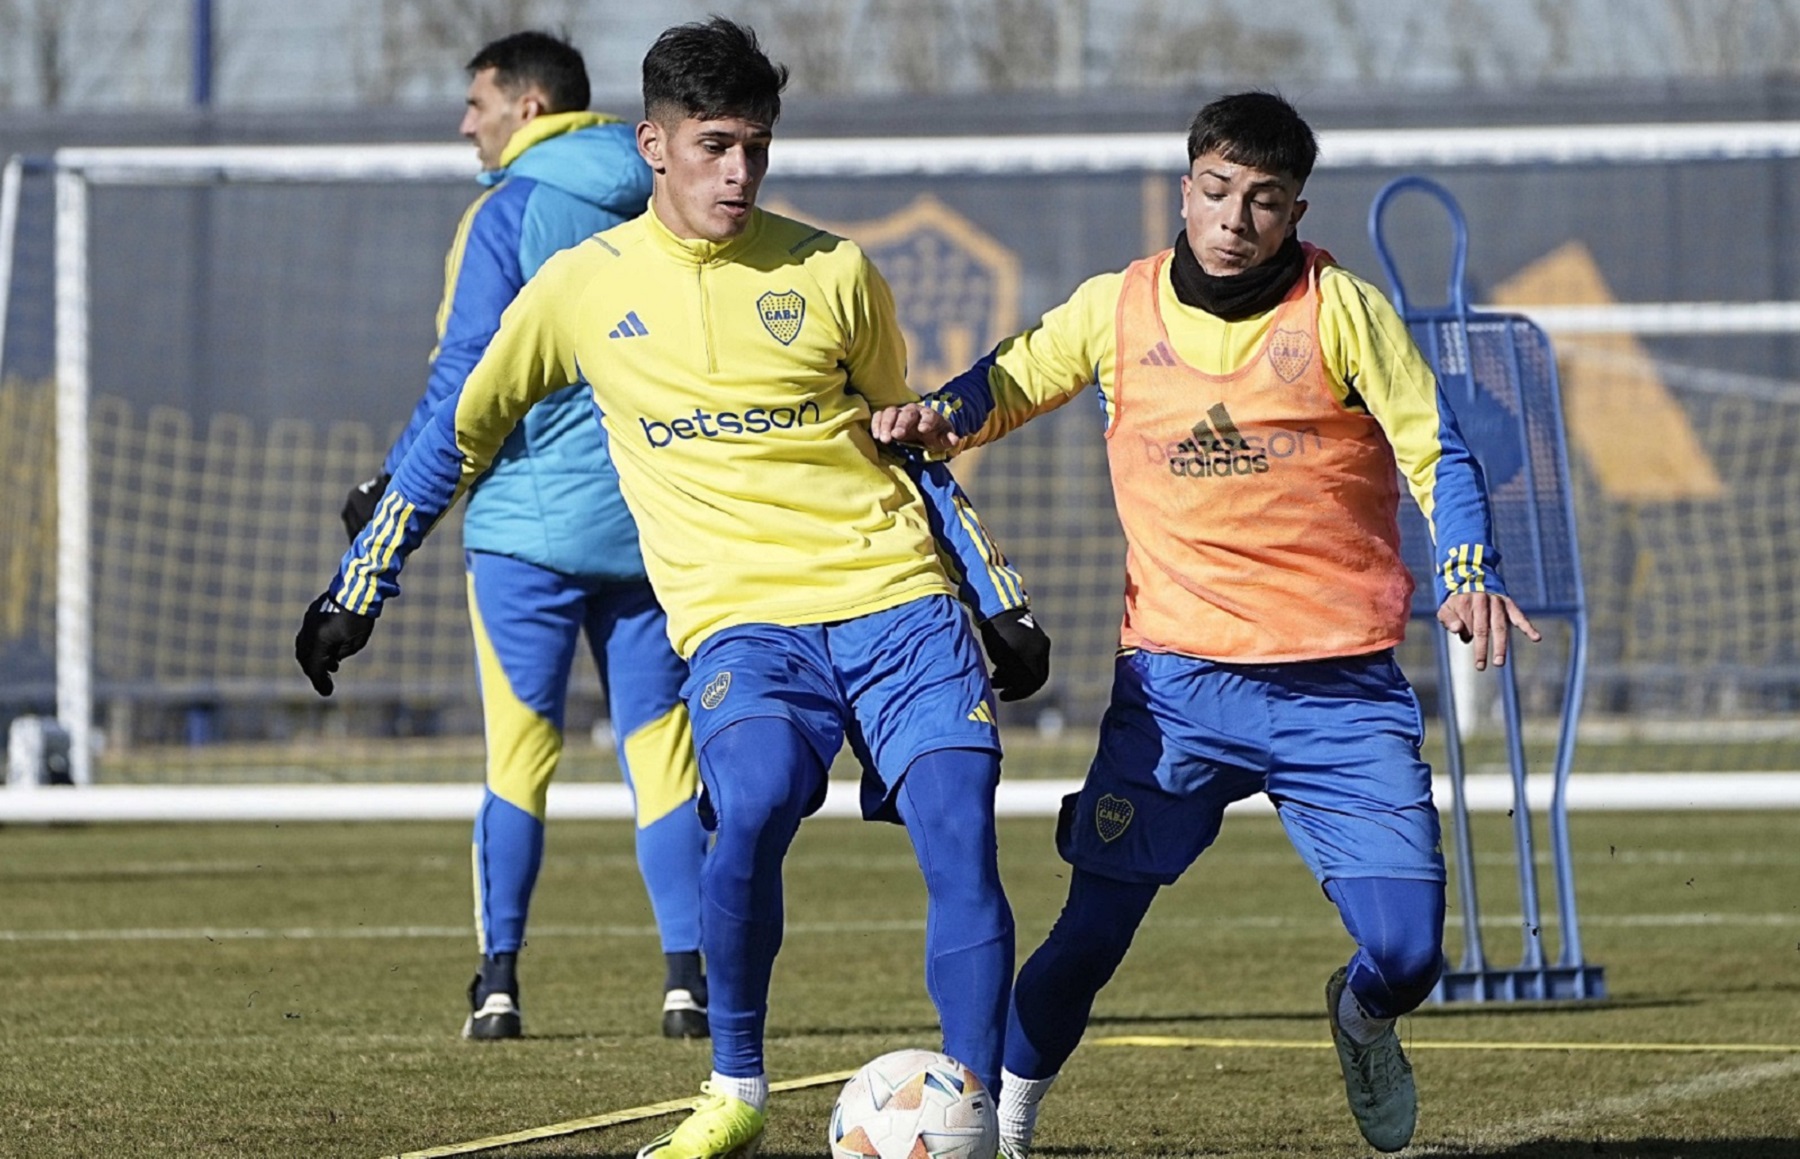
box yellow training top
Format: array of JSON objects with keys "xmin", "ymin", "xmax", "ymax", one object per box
[{"xmin": 436, "ymin": 205, "xmax": 955, "ymax": 656}]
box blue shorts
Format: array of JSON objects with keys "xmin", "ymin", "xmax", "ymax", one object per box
[
  {"xmin": 1059, "ymin": 649, "xmax": 1445, "ymax": 887},
  {"xmin": 682, "ymin": 594, "xmax": 1002, "ymax": 821}
]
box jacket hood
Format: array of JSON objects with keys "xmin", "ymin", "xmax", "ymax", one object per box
[{"xmin": 485, "ymin": 113, "xmax": 652, "ymax": 218}]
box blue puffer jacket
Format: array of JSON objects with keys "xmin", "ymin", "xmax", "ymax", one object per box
[{"xmin": 383, "ymin": 113, "xmax": 653, "ymax": 578}]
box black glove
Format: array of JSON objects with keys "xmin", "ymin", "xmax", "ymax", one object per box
[
  {"xmin": 295, "ymin": 592, "xmax": 375, "ymax": 696},
  {"xmin": 340, "ymin": 472, "xmax": 392, "ymax": 541},
  {"xmin": 979, "ymin": 606, "xmax": 1051, "ymax": 702}
]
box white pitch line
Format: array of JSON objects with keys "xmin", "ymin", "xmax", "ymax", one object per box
[
  {"xmin": 5, "ymin": 773, "xmax": 1800, "ymax": 822},
  {"xmin": 1412, "ymin": 1055, "xmax": 1800, "ymax": 1153},
  {"xmin": 4, "ymin": 847, "xmax": 1786, "ymax": 885}
]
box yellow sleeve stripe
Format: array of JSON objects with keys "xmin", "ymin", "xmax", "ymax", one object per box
[
  {"xmin": 951, "ymin": 491, "xmax": 1026, "ymax": 608},
  {"xmin": 338, "ymin": 490, "xmax": 417, "ymax": 614},
  {"xmin": 1440, "ymin": 542, "xmax": 1488, "ymax": 595},
  {"xmin": 430, "ymin": 186, "xmax": 504, "ymax": 356},
  {"xmin": 925, "ymin": 396, "xmax": 963, "ymax": 422}
]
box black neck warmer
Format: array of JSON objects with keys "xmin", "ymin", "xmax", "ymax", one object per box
[{"xmin": 1169, "ymin": 231, "xmax": 1306, "ymax": 321}]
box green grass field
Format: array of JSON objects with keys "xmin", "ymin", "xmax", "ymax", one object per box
[{"xmin": 3, "ymin": 807, "xmax": 1796, "ymax": 1158}]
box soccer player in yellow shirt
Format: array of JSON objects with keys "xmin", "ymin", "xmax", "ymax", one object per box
[
  {"xmin": 876, "ymin": 92, "xmax": 1539, "ymax": 1155},
  {"xmin": 296, "ymin": 18, "xmax": 1026, "ymax": 1159}
]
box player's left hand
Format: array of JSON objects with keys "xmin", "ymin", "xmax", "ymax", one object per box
[
  {"xmin": 871, "ymin": 402, "xmax": 960, "ymax": 452},
  {"xmin": 294, "ymin": 592, "xmax": 375, "ymax": 696},
  {"xmin": 979, "ymin": 607, "xmax": 1052, "ymax": 701},
  {"xmin": 1437, "ymin": 591, "xmax": 1541, "ymax": 670}
]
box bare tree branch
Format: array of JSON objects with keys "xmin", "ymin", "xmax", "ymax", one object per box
[{"xmin": 1109, "ymin": 0, "xmax": 1305, "ymax": 88}]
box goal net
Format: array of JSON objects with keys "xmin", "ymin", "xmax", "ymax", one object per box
[{"xmin": 4, "ymin": 122, "xmax": 1799, "ymax": 796}]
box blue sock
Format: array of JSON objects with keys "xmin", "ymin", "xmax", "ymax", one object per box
[
  {"xmin": 472, "ymin": 790, "xmax": 544, "ymax": 954},
  {"xmin": 894, "ymin": 749, "xmax": 1015, "ymax": 1097},
  {"xmin": 696, "ymin": 718, "xmax": 825, "ymax": 1078},
  {"xmin": 635, "ymin": 804, "xmax": 707, "ymax": 956},
  {"xmin": 1005, "ymin": 868, "xmax": 1158, "ymax": 1080},
  {"xmin": 1325, "ymin": 876, "xmax": 1446, "ymax": 1019}
]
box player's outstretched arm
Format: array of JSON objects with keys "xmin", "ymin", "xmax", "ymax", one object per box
[
  {"xmin": 1324, "ymin": 269, "xmax": 1540, "ymax": 670},
  {"xmin": 876, "ymin": 280, "xmax": 1116, "ymax": 456},
  {"xmin": 1437, "ymin": 591, "xmax": 1541, "ymax": 671}
]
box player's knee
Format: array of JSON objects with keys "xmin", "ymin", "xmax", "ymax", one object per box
[
  {"xmin": 901, "ymin": 749, "xmax": 1000, "ymax": 820},
  {"xmin": 1362, "ymin": 936, "xmax": 1444, "ymax": 1013},
  {"xmin": 920, "ymin": 860, "xmax": 1002, "ymax": 922},
  {"xmin": 707, "ymin": 772, "xmax": 809, "ymax": 840},
  {"xmin": 699, "ymin": 719, "xmax": 822, "ymax": 839}
]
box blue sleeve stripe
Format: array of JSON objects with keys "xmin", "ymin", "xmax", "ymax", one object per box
[{"xmin": 952, "ymin": 491, "xmax": 1026, "ymax": 608}]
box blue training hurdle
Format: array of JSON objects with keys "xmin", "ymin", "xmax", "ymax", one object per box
[{"xmin": 1370, "ymin": 175, "xmax": 1607, "ymax": 1003}]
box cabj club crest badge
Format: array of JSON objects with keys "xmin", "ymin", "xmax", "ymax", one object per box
[
  {"xmin": 700, "ymin": 672, "xmax": 732, "ymax": 711},
  {"xmin": 757, "ymin": 290, "xmax": 806, "ymax": 345},
  {"xmin": 1269, "ymin": 327, "xmax": 1314, "ymax": 383},
  {"xmin": 1095, "ymin": 793, "xmax": 1134, "ymax": 843}
]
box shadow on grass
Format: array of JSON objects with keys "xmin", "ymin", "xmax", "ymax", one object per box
[
  {"xmin": 1081, "ymin": 994, "xmax": 1695, "ymax": 1029},
  {"xmin": 568, "ymin": 1137, "xmax": 1792, "ymax": 1159},
  {"xmin": 771, "ymin": 1021, "xmax": 947, "ymax": 1039},
  {"xmin": 1410, "ymin": 995, "xmax": 1698, "ymax": 1019},
  {"xmin": 1415, "ymin": 1140, "xmax": 1800, "ymax": 1158},
  {"xmin": 1008, "ymin": 1143, "xmax": 1798, "ymax": 1158},
  {"xmin": 1088, "ymin": 1008, "xmax": 1327, "ymax": 1026},
  {"xmin": 554, "ymin": 1138, "xmax": 1799, "ymax": 1159}
]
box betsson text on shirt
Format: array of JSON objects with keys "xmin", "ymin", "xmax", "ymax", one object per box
[{"xmin": 638, "ymin": 401, "xmax": 824, "ymax": 447}]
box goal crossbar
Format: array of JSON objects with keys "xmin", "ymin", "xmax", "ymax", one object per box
[{"xmin": 49, "ymin": 119, "xmax": 1800, "ymax": 185}]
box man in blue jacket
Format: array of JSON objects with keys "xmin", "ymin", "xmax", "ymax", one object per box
[
  {"xmin": 341, "ymin": 30, "xmax": 713, "ymax": 1040},
  {"xmin": 336, "ymin": 30, "xmax": 1053, "ymax": 1045}
]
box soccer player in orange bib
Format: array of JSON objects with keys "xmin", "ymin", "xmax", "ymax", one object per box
[{"xmin": 874, "ymin": 91, "xmax": 1539, "ymax": 1155}]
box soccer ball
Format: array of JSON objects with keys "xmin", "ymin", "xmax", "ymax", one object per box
[{"xmin": 829, "ymin": 1049, "xmax": 998, "ymax": 1159}]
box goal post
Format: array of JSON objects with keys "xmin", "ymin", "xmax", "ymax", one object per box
[
  {"xmin": 12, "ymin": 119, "xmax": 1800, "ymax": 806},
  {"xmin": 55, "ymin": 166, "xmax": 92, "ymax": 785}
]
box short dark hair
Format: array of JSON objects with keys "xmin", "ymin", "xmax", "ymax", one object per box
[
  {"xmin": 467, "ymin": 31, "xmax": 590, "ymax": 114},
  {"xmin": 642, "ymin": 17, "xmax": 789, "ymax": 127},
  {"xmin": 1186, "ymin": 91, "xmax": 1318, "ymax": 188}
]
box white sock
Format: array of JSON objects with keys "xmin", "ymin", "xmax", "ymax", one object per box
[
  {"xmin": 997, "ymin": 1068, "xmax": 1057, "ymax": 1149},
  {"xmin": 711, "ymin": 1071, "xmax": 768, "ymax": 1112},
  {"xmin": 1336, "ymin": 985, "xmax": 1395, "ymax": 1045}
]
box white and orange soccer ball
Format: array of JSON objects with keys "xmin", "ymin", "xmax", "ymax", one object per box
[{"xmin": 829, "ymin": 1049, "xmax": 998, "ymax": 1159}]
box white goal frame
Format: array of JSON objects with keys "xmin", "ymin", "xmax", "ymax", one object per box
[{"xmin": 23, "ymin": 119, "xmax": 1800, "ymax": 795}]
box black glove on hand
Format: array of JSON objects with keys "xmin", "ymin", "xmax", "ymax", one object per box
[
  {"xmin": 295, "ymin": 592, "xmax": 375, "ymax": 696},
  {"xmin": 340, "ymin": 472, "xmax": 392, "ymax": 541},
  {"xmin": 979, "ymin": 606, "xmax": 1052, "ymax": 702}
]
